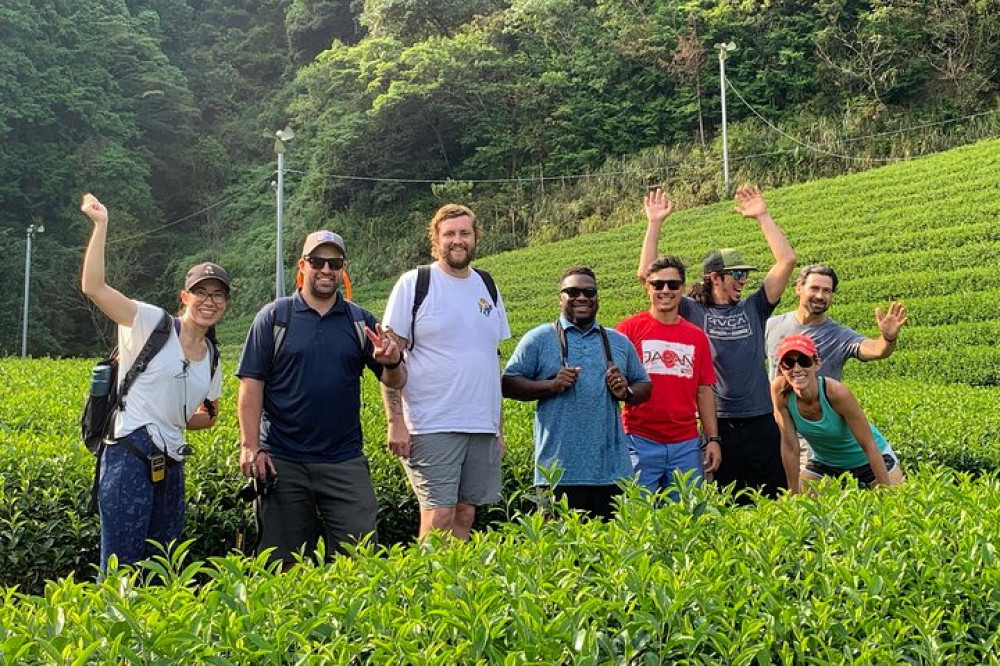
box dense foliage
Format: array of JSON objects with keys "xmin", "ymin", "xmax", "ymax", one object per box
[
  {"xmin": 3, "ymin": 0, "xmax": 1000, "ymax": 354},
  {"xmin": 3, "ymin": 470, "xmax": 1000, "ymax": 662}
]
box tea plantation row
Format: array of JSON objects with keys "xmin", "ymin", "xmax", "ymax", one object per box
[{"xmin": 3, "ymin": 470, "xmax": 1000, "ymax": 663}]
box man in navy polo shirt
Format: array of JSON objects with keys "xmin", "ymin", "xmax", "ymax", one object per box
[{"xmin": 237, "ymin": 230, "xmax": 406, "ymax": 565}]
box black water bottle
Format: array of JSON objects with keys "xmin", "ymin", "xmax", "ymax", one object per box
[{"xmin": 90, "ymin": 363, "xmax": 113, "ymax": 397}]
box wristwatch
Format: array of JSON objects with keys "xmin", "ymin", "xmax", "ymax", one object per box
[{"xmin": 706, "ymin": 436, "xmax": 722, "ymax": 444}]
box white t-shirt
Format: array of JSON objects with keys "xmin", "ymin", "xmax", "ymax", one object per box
[
  {"xmin": 383, "ymin": 264, "xmax": 510, "ymax": 434},
  {"xmin": 114, "ymin": 302, "xmax": 222, "ymax": 460}
]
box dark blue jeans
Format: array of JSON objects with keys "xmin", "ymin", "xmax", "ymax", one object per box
[{"xmin": 99, "ymin": 427, "xmax": 185, "ymax": 571}]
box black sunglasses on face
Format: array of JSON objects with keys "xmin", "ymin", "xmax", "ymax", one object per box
[
  {"xmin": 724, "ymin": 269, "xmax": 750, "ymax": 281},
  {"xmin": 305, "ymin": 256, "xmax": 345, "ymax": 270},
  {"xmin": 561, "ymin": 287, "xmax": 598, "ymax": 298},
  {"xmin": 779, "ymin": 354, "xmax": 815, "ymax": 370},
  {"xmin": 648, "ymin": 279, "xmax": 684, "ymax": 291}
]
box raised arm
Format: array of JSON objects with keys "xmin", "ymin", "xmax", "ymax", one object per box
[
  {"xmin": 858, "ymin": 302, "xmax": 908, "ymax": 361},
  {"xmin": 825, "ymin": 380, "xmax": 896, "ymax": 487},
  {"xmin": 733, "ymin": 187, "xmax": 795, "ymax": 305},
  {"xmin": 80, "ymin": 193, "xmax": 137, "ymax": 327},
  {"xmin": 770, "ymin": 377, "xmax": 802, "ymax": 493},
  {"xmin": 637, "ymin": 189, "xmax": 675, "ymax": 283}
]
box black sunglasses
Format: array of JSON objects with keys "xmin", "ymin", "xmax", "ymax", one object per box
[
  {"xmin": 305, "ymin": 256, "xmax": 345, "ymax": 270},
  {"xmin": 779, "ymin": 354, "xmax": 816, "ymax": 370},
  {"xmin": 561, "ymin": 287, "xmax": 598, "ymax": 298},
  {"xmin": 648, "ymin": 279, "xmax": 684, "ymax": 291},
  {"xmin": 724, "ymin": 269, "xmax": 750, "ymax": 281}
]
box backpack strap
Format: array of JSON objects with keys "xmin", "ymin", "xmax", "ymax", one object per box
[
  {"xmin": 271, "ymin": 296, "xmax": 295, "ymax": 366},
  {"xmin": 553, "ymin": 321, "xmax": 614, "ymax": 369},
  {"xmin": 118, "ymin": 310, "xmax": 173, "ymax": 411},
  {"xmin": 343, "ymin": 299, "xmax": 368, "ymax": 353},
  {"xmin": 409, "ymin": 265, "xmax": 432, "ymax": 351},
  {"xmin": 472, "ymin": 267, "xmax": 498, "ymax": 306}
]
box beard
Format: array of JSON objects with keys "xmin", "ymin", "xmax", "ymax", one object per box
[{"xmin": 443, "ymin": 242, "xmax": 475, "ymax": 270}]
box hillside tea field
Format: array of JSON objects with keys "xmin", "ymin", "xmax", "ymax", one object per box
[{"xmin": 2, "ymin": 139, "xmax": 1000, "ymax": 661}]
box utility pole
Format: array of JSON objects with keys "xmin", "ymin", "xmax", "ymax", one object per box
[
  {"xmin": 21, "ymin": 222, "xmax": 44, "ymax": 358},
  {"xmin": 273, "ymin": 126, "xmax": 295, "ymax": 298},
  {"xmin": 715, "ymin": 41, "xmax": 736, "ymax": 198}
]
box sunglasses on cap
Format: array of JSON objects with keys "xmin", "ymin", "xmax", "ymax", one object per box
[
  {"xmin": 648, "ymin": 279, "xmax": 684, "ymax": 291},
  {"xmin": 779, "ymin": 354, "xmax": 816, "ymax": 370},
  {"xmin": 561, "ymin": 287, "xmax": 598, "ymax": 298},
  {"xmin": 724, "ymin": 269, "xmax": 750, "ymax": 281},
  {"xmin": 305, "ymin": 256, "xmax": 345, "ymax": 270}
]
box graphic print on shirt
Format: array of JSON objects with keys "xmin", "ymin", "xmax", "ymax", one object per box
[
  {"xmin": 705, "ymin": 311, "xmax": 753, "ymax": 340},
  {"xmin": 641, "ymin": 340, "xmax": 696, "ymax": 378},
  {"xmin": 478, "ymin": 297, "xmax": 494, "ymax": 317}
]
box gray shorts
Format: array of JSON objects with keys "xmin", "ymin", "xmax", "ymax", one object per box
[
  {"xmin": 258, "ymin": 455, "xmax": 378, "ymax": 563},
  {"xmin": 403, "ymin": 432, "xmax": 502, "ymax": 509}
]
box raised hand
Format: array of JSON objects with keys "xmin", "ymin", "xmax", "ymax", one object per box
[
  {"xmin": 365, "ymin": 323, "xmax": 403, "ymax": 367},
  {"xmin": 644, "ymin": 188, "xmax": 675, "ymax": 226},
  {"xmin": 80, "ymin": 193, "xmax": 108, "ymax": 226},
  {"xmin": 875, "ymin": 302, "xmax": 908, "ymax": 341},
  {"xmin": 549, "ymin": 366, "xmax": 581, "ymax": 394},
  {"xmin": 733, "ymin": 186, "xmax": 769, "ymax": 220}
]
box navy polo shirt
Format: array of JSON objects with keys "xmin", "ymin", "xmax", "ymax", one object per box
[{"xmin": 236, "ymin": 290, "xmax": 383, "ymax": 463}]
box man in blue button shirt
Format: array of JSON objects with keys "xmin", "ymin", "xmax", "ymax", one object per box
[
  {"xmin": 502, "ymin": 266, "xmax": 651, "ymax": 520},
  {"xmin": 236, "ymin": 230, "xmax": 406, "ymax": 565}
]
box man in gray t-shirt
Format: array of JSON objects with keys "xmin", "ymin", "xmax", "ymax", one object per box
[{"xmin": 765, "ymin": 265, "xmax": 908, "ymax": 381}]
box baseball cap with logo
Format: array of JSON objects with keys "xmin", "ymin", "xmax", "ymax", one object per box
[
  {"xmin": 702, "ymin": 248, "xmax": 757, "ymax": 275},
  {"xmin": 184, "ymin": 262, "xmax": 231, "ymax": 292},
  {"xmin": 302, "ymin": 230, "xmax": 347, "ymax": 257}
]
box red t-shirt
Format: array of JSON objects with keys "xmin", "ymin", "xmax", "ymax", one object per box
[{"xmin": 616, "ymin": 311, "xmax": 716, "ymax": 444}]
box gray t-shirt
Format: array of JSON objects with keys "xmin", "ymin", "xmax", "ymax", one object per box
[
  {"xmin": 679, "ymin": 287, "xmax": 776, "ymax": 419},
  {"xmin": 765, "ymin": 312, "xmax": 864, "ymax": 381}
]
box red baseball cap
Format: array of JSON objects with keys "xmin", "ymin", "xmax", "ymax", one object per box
[{"xmin": 777, "ymin": 334, "xmax": 818, "ymax": 361}]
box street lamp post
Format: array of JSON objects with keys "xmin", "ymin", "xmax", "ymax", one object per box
[
  {"xmin": 715, "ymin": 41, "xmax": 736, "ymax": 198},
  {"xmin": 21, "ymin": 222, "xmax": 44, "ymax": 358},
  {"xmin": 274, "ymin": 126, "xmax": 295, "ymax": 298}
]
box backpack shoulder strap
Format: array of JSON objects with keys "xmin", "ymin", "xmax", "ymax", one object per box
[
  {"xmin": 409, "ymin": 265, "xmax": 432, "ymax": 351},
  {"xmin": 598, "ymin": 325, "xmax": 615, "ymax": 369},
  {"xmin": 472, "ymin": 267, "xmax": 498, "ymax": 305},
  {"xmin": 553, "ymin": 321, "xmax": 568, "ymax": 367},
  {"xmin": 271, "ymin": 296, "xmax": 294, "ymax": 364},
  {"xmin": 119, "ymin": 310, "xmax": 173, "ymax": 407},
  {"xmin": 344, "ymin": 299, "xmax": 367, "ymax": 352}
]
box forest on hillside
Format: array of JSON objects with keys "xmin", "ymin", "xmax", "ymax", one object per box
[{"xmin": 2, "ymin": 0, "xmax": 999, "ymax": 355}]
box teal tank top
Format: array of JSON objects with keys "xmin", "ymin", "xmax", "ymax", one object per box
[{"xmin": 788, "ymin": 377, "xmax": 888, "ymax": 469}]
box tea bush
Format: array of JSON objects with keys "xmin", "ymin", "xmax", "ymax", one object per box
[{"xmin": 2, "ymin": 469, "xmax": 1000, "ymax": 662}]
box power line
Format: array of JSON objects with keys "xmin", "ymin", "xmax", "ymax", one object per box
[
  {"xmin": 726, "ymin": 79, "xmax": 999, "ymax": 163},
  {"xmin": 104, "ymin": 175, "xmax": 271, "ymax": 246}
]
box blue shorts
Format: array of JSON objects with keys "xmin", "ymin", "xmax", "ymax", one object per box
[{"xmin": 627, "ymin": 433, "xmax": 703, "ymax": 498}]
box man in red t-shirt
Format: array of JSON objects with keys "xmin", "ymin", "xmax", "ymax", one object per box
[{"xmin": 617, "ymin": 253, "xmax": 721, "ymax": 496}]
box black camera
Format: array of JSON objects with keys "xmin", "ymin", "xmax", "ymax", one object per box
[{"xmin": 237, "ymin": 473, "xmax": 277, "ymax": 503}]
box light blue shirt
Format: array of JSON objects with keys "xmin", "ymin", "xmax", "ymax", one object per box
[{"xmin": 504, "ymin": 317, "xmax": 649, "ymax": 485}]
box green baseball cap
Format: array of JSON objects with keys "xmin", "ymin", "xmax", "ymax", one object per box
[{"xmin": 702, "ymin": 248, "xmax": 757, "ymax": 274}]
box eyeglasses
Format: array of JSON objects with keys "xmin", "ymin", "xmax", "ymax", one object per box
[
  {"xmin": 779, "ymin": 354, "xmax": 816, "ymax": 370},
  {"xmin": 648, "ymin": 279, "xmax": 684, "ymax": 291},
  {"xmin": 724, "ymin": 269, "xmax": 750, "ymax": 281},
  {"xmin": 305, "ymin": 256, "xmax": 345, "ymax": 271},
  {"xmin": 190, "ymin": 289, "xmax": 228, "ymax": 304},
  {"xmin": 561, "ymin": 287, "xmax": 598, "ymax": 298}
]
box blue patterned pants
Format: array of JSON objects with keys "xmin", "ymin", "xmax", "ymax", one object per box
[{"xmin": 98, "ymin": 427, "xmax": 185, "ymax": 570}]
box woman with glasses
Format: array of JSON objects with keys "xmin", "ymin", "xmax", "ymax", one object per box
[
  {"xmin": 80, "ymin": 193, "xmax": 230, "ymax": 570},
  {"xmin": 771, "ymin": 334, "xmax": 904, "ymax": 494}
]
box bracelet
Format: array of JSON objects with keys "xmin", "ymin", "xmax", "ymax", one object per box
[{"xmin": 382, "ymin": 354, "xmax": 405, "ymax": 370}]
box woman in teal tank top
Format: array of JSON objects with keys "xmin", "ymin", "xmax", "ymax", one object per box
[{"xmin": 770, "ymin": 334, "xmax": 904, "ymax": 494}]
